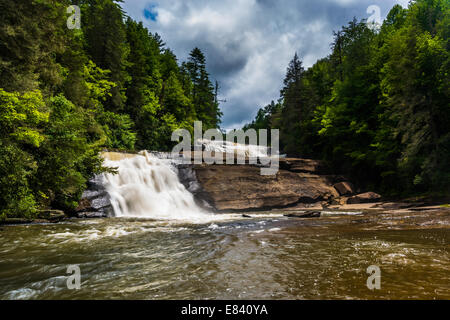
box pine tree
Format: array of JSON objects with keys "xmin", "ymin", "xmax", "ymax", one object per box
[
  {"xmin": 125, "ymin": 18, "xmax": 161, "ymax": 120},
  {"xmin": 278, "ymin": 53, "xmax": 305, "ymax": 156},
  {"xmin": 184, "ymin": 48, "xmax": 221, "ymax": 129},
  {"xmin": 0, "ymin": 0, "xmax": 69, "ymax": 93}
]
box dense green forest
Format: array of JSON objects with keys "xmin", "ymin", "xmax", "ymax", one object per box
[
  {"xmin": 244, "ymin": 0, "xmax": 449, "ymax": 196},
  {"xmin": 0, "ymin": 0, "xmax": 448, "ymax": 220},
  {"xmin": 0, "ymin": 0, "xmax": 221, "ymax": 219}
]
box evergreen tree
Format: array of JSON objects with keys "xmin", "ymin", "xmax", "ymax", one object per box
[
  {"xmin": 244, "ymin": 0, "xmax": 449, "ymax": 194},
  {"xmin": 184, "ymin": 48, "xmax": 221, "ymax": 129},
  {"xmin": 82, "ymin": 0, "xmax": 130, "ymax": 112},
  {"xmin": 278, "ymin": 53, "xmax": 305, "ymax": 156},
  {"xmin": 380, "ymin": 0, "xmax": 450, "ymax": 191},
  {"xmin": 0, "ymin": 0, "xmax": 69, "ymax": 93}
]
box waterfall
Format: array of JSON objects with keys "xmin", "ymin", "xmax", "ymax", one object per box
[
  {"xmin": 102, "ymin": 151, "xmax": 208, "ymax": 220},
  {"xmin": 197, "ymin": 139, "xmax": 271, "ymax": 159}
]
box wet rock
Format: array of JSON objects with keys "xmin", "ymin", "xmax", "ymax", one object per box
[
  {"xmin": 347, "ymin": 192, "xmax": 382, "ymax": 204},
  {"xmin": 76, "ymin": 211, "xmax": 108, "ymax": 218},
  {"xmin": 333, "ymin": 196, "xmax": 350, "ymax": 205},
  {"xmin": 76, "ymin": 174, "xmax": 113, "ymax": 217},
  {"xmin": 90, "ymin": 196, "xmax": 112, "ymax": 211},
  {"xmin": 76, "ymin": 193, "xmax": 112, "ymax": 213},
  {"xmin": 333, "ymin": 182, "xmax": 355, "ymax": 196},
  {"xmin": 75, "ymin": 198, "xmax": 91, "ymax": 212},
  {"xmin": 86, "ymin": 174, "xmax": 107, "ymax": 191},
  {"xmin": 242, "ymin": 214, "xmax": 252, "ymax": 218},
  {"xmin": 284, "ymin": 211, "xmax": 321, "ymax": 218},
  {"xmin": 177, "ymin": 164, "xmax": 215, "ymax": 211},
  {"xmin": 81, "ymin": 189, "xmax": 108, "ymax": 201}
]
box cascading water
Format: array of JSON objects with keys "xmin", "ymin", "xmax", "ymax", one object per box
[
  {"xmin": 102, "ymin": 151, "xmax": 209, "ymax": 221},
  {"xmin": 197, "ymin": 139, "xmax": 271, "ymax": 159}
]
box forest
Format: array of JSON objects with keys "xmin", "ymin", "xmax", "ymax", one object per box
[
  {"xmin": 0, "ymin": 0, "xmax": 221, "ymax": 219},
  {"xmin": 244, "ymin": 0, "xmax": 449, "ymax": 197},
  {"xmin": 0, "ymin": 0, "xmax": 448, "ymax": 220}
]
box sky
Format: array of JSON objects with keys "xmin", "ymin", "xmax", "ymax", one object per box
[{"xmin": 121, "ymin": 0, "xmax": 410, "ymax": 130}]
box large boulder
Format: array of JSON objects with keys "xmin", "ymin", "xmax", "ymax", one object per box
[
  {"xmin": 347, "ymin": 192, "xmax": 382, "ymax": 204},
  {"xmin": 191, "ymin": 164, "xmax": 339, "ymax": 212},
  {"xmin": 333, "ymin": 182, "xmax": 355, "ymax": 196}
]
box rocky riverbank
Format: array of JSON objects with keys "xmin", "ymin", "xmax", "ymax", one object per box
[
  {"xmin": 74, "ymin": 152, "xmax": 449, "ymax": 217},
  {"xmin": 0, "ymin": 210, "xmax": 66, "ymax": 225},
  {"xmin": 4, "ymin": 151, "xmax": 447, "ymax": 225},
  {"xmin": 178, "ymin": 158, "xmax": 383, "ymax": 213}
]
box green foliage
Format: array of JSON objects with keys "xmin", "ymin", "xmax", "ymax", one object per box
[
  {"xmin": 183, "ymin": 48, "xmax": 222, "ymax": 129},
  {"xmin": 0, "ymin": 142, "xmax": 37, "ymax": 220},
  {"xmin": 379, "ymin": 0, "xmax": 450, "ymax": 191},
  {"xmin": 0, "ymin": 89, "xmax": 49, "ymax": 147},
  {"xmin": 81, "ymin": 0, "xmax": 130, "ymax": 112},
  {"xmin": 244, "ymin": 0, "xmax": 450, "ymax": 194},
  {"xmin": 98, "ymin": 111, "xmax": 137, "ymax": 150},
  {"xmin": 33, "ymin": 95, "xmax": 104, "ymax": 212},
  {"xmin": 0, "ymin": 0, "xmax": 222, "ymax": 218},
  {"xmin": 0, "ymin": 0, "xmax": 69, "ymax": 93},
  {"xmin": 277, "ymin": 53, "xmax": 305, "ymax": 156}
]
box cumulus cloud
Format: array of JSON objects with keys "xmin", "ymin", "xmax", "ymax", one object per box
[{"xmin": 121, "ymin": 0, "xmax": 409, "ymax": 130}]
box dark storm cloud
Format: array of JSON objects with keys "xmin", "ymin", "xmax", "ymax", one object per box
[{"xmin": 122, "ymin": 0, "xmax": 409, "ymax": 130}]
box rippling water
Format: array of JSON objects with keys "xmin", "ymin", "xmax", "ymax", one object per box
[{"xmin": 0, "ymin": 209, "xmax": 449, "ymax": 299}]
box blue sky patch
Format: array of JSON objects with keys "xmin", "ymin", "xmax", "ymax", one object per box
[{"xmin": 143, "ymin": 4, "xmax": 158, "ymax": 22}]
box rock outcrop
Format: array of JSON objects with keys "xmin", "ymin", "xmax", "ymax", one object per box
[
  {"xmin": 75, "ymin": 175, "xmax": 112, "ymax": 218},
  {"xmin": 36, "ymin": 210, "xmax": 66, "ymax": 222},
  {"xmin": 177, "ymin": 164, "xmax": 215, "ymax": 211},
  {"xmin": 190, "ymin": 161, "xmax": 339, "ymax": 212},
  {"xmin": 346, "ymin": 192, "xmax": 382, "ymax": 204},
  {"xmin": 333, "ymin": 181, "xmax": 355, "ymax": 196},
  {"xmin": 279, "ymin": 158, "xmax": 328, "ymax": 174},
  {"xmin": 76, "ymin": 152, "xmax": 377, "ymax": 216}
]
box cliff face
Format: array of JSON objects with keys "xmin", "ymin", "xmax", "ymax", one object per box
[{"xmin": 179, "ymin": 159, "xmax": 341, "ymax": 212}]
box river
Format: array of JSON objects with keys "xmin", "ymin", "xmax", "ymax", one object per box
[{"xmin": 0, "ymin": 209, "xmax": 448, "ymax": 299}]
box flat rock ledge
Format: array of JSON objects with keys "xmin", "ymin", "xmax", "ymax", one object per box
[{"xmin": 183, "ymin": 159, "xmax": 356, "ymax": 212}]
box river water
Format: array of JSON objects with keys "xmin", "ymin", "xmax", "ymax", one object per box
[{"xmin": 0, "ymin": 209, "xmax": 449, "ymax": 300}]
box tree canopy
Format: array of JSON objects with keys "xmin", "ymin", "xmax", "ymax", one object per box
[
  {"xmin": 0, "ymin": 0, "xmax": 222, "ymax": 219},
  {"xmin": 244, "ymin": 0, "xmax": 450, "ymax": 195}
]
